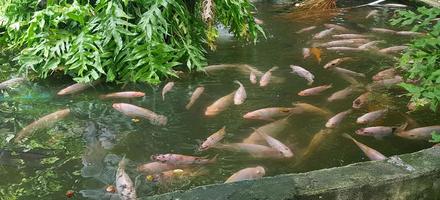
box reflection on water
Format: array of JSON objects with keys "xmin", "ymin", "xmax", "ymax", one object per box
[{"xmin": 0, "ymin": 2, "xmax": 438, "ymax": 199}]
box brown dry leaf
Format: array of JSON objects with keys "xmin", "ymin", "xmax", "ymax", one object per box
[{"xmin": 310, "ymin": 47, "xmax": 322, "ymax": 63}]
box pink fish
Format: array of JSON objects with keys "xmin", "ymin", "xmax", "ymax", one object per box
[
  {"xmin": 352, "ymin": 92, "xmax": 370, "ymax": 109},
  {"xmin": 112, "ymin": 103, "xmax": 167, "ymax": 126},
  {"xmin": 185, "ymin": 87, "xmax": 205, "ymax": 109},
  {"xmin": 199, "ymin": 126, "xmax": 226, "ymax": 151},
  {"xmin": 162, "ymin": 82, "xmax": 175, "ymax": 100},
  {"xmin": 233, "ymin": 81, "xmax": 247, "ymax": 105},
  {"xmin": 205, "ymin": 91, "xmax": 235, "ymax": 116},
  {"xmin": 259, "ymin": 67, "xmax": 278, "ymax": 87},
  {"xmin": 57, "ymin": 81, "xmax": 99, "ymax": 96},
  {"xmin": 356, "ymin": 126, "xmax": 395, "ymax": 139},
  {"xmin": 343, "ymin": 134, "xmax": 386, "ymax": 161},
  {"xmin": 298, "ymin": 84, "xmax": 332, "ymax": 96},
  {"xmin": 356, "ymin": 109, "xmax": 388, "ymax": 124},
  {"xmin": 225, "ymin": 166, "xmax": 265, "ymax": 183},
  {"xmin": 255, "ymin": 129, "xmax": 293, "ymax": 158},
  {"xmin": 325, "ymin": 109, "xmax": 352, "ymax": 128},
  {"xmin": 99, "ymin": 91, "xmax": 145, "ymax": 99},
  {"xmin": 137, "ymin": 162, "xmax": 178, "ymax": 174},
  {"xmin": 249, "ymin": 71, "xmax": 258, "ymax": 84},
  {"xmin": 243, "ymin": 107, "xmax": 300, "ymax": 121},
  {"xmin": 395, "ymin": 126, "xmax": 440, "ymax": 141},
  {"xmin": 214, "ymin": 143, "xmax": 283, "ymax": 158},
  {"xmin": 151, "ymin": 154, "xmax": 217, "ymax": 165}
]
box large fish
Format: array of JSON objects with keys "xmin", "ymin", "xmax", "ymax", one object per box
[
  {"xmin": 137, "ymin": 161, "xmax": 178, "ymax": 174},
  {"xmin": 395, "ymin": 126, "xmax": 440, "ymax": 140},
  {"xmin": 302, "ymin": 129, "xmax": 333, "ymax": 159},
  {"xmin": 199, "ymin": 126, "xmax": 227, "ymax": 151},
  {"xmin": 116, "ymin": 158, "xmax": 137, "ymax": 200},
  {"xmin": 323, "ymin": 57, "xmax": 353, "ymax": 69},
  {"xmin": 356, "ymin": 126, "xmax": 395, "ymax": 139},
  {"xmin": 259, "ymin": 67, "xmax": 279, "ymax": 87},
  {"xmin": 0, "ymin": 77, "xmax": 25, "ymax": 90},
  {"xmin": 352, "ymin": 92, "xmax": 370, "ymax": 109},
  {"xmin": 290, "ymin": 65, "xmax": 314, "ymax": 85},
  {"xmin": 356, "ymin": 109, "xmax": 388, "ymax": 124},
  {"xmin": 296, "ymin": 26, "xmax": 317, "ymax": 34},
  {"xmin": 378, "ymin": 46, "xmax": 408, "ymax": 54},
  {"xmin": 233, "ymin": 81, "xmax": 247, "ymax": 105},
  {"xmin": 298, "ymin": 84, "xmax": 332, "ymax": 96},
  {"xmin": 205, "ymin": 91, "xmax": 235, "ymax": 116},
  {"xmin": 342, "ymin": 134, "xmax": 386, "ymax": 161},
  {"xmin": 151, "ymin": 154, "xmax": 217, "ymax": 165},
  {"xmin": 313, "ymin": 28, "xmax": 335, "ymax": 39},
  {"xmin": 214, "ymin": 143, "xmax": 283, "ymax": 158},
  {"xmin": 255, "ymin": 129, "xmax": 293, "ymax": 158},
  {"xmin": 14, "ymin": 108, "xmax": 71, "ymax": 143},
  {"xmin": 324, "ymin": 24, "xmax": 350, "ymax": 32},
  {"xmin": 325, "ymin": 109, "xmax": 352, "ymax": 128},
  {"xmin": 327, "ymin": 86, "xmax": 358, "ymax": 102},
  {"xmin": 112, "ymin": 103, "xmax": 167, "ymax": 126},
  {"xmin": 332, "ymin": 67, "xmax": 365, "ymax": 78},
  {"xmin": 57, "ymin": 81, "xmax": 99, "ymax": 96},
  {"xmin": 243, "ymin": 107, "xmax": 301, "ymax": 121},
  {"xmin": 162, "ymin": 82, "xmax": 175, "ymax": 100},
  {"xmin": 224, "ymin": 166, "xmax": 265, "ymax": 183},
  {"xmin": 185, "ymin": 86, "xmax": 205, "ymax": 109},
  {"xmin": 99, "ymin": 91, "xmax": 145, "ymax": 99}
]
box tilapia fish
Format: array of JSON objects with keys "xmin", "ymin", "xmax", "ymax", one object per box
[
  {"xmin": 137, "ymin": 161, "xmax": 178, "ymax": 174},
  {"xmin": 313, "ymin": 28, "xmax": 335, "ymax": 39},
  {"xmin": 116, "ymin": 158, "xmax": 137, "ymax": 200},
  {"xmin": 225, "ymin": 166, "xmax": 265, "ymax": 183},
  {"xmin": 323, "ymin": 57, "xmax": 353, "ymax": 69},
  {"xmin": 0, "ymin": 77, "xmax": 25, "ymax": 90},
  {"xmin": 325, "ymin": 109, "xmax": 352, "ymax": 128},
  {"xmin": 296, "ymin": 26, "xmax": 317, "ymax": 34},
  {"xmin": 243, "ymin": 107, "xmax": 301, "ymax": 121},
  {"xmin": 234, "ymin": 80, "xmax": 247, "ymax": 105},
  {"xmin": 356, "ymin": 126, "xmax": 395, "ymax": 139},
  {"xmin": 199, "ymin": 126, "xmax": 226, "ymax": 151},
  {"xmin": 259, "ymin": 66, "xmax": 279, "ymax": 87},
  {"xmin": 99, "ymin": 91, "xmax": 145, "ymax": 99},
  {"xmin": 14, "ymin": 108, "xmax": 71, "ymax": 143},
  {"xmin": 151, "ymin": 154, "xmax": 217, "ymax": 165},
  {"xmin": 57, "ymin": 80, "xmax": 99, "ymax": 96},
  {"xmin": 185, "ymin": 86, "xmax": 205, "ymax": 109},
  {"xmin": 343, "ymin": 134, "xmax": 386, "ymax": 161},
  {"xmin": 214, "ymin": 143, "xmax": 283, "ymax": 158},
  {"xmin": 112, "ymin": 103, "xmax": 167, "ymax": 126},
  {"xmin": 356, "ymin": 109, "xmax": 388, "ymax": 124},
  {"xmin": 298, "ymin": 84, "xmax": 332, "ymax": 96},
  {"xmin": 162, "ymin": 81, "xmax": 175, "ymax": 100},
  {"xmin": 395, "ymin": 126, "xmax": 440, "ymax": 140},
  {"xmin": 256, "ymin": 129, "xmax": 293, "ymax": 158},
  {"xmin": 205, "ymin": 91, "xmax": 235, "ymax": 116},
  {"xmin": 290, "ymin": 65, "xmax": 314, "ymax": 85}
]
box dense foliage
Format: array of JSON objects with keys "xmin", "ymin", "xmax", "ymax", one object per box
[
  {"xmin": 0, "ymin": 0, "xmax": 263, "ymax": 84},
  {"xmin": 390, "ymin": 7, "xmax": 440, "ymax": 111}
]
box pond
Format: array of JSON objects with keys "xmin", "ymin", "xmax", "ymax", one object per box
[{"xmin": 0, "ymin": 1, "xmax": 438, "ymax": 199}]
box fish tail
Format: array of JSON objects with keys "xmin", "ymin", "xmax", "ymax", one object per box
[
  {"xmin": 234, "ymin": 80, "xmax": 242, "ymax": 86},
  {"xmin": 270, "ymin": 66, "xmax": 279, "ymax": 72},
  {"xmin": 119, "ymin": 155, "xmax": 127, "ymax": 169}
]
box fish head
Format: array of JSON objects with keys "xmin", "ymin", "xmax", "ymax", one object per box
[
  {"xmin": 356, "ymin": 118, "xmax": 367, "ymax": 124},
  {"xmin": 325, "ymin": 121, "xmax": 335, "ymax": 128},
  {"xmin": 355, "ymin": 128, "xmax": 368, "ymax": 136},
  {"xmin": 243, "ymin": 112, "xmax": 259, "ymax": 119},
  {"xmin": 150, "ymin": 154, "xmax": 166, "ymax": 162},
  {"xmin": 282, "ymin": 148, "xmax": 294, "ymax": 158},
  {"xmin": 298, "ymin": 91, "xmax": 309, "ymax": 96},
  {"xmin": 255, "ymin": 166, "xmax": 266, "ymax": 175},
  {"xmin": 205, "ymin": 107, "xmax": 219, "ymax": 116},
  {"xmin": 112, "ymin": 103, "xmax": 123, "ymax": 111},
  {"xmin": 134, "ymin": 92, "xmax": 146, "ymax": 97},
  {"xmin": 352, "ymin": 98, "xmax": 363, "ymax": 109}
]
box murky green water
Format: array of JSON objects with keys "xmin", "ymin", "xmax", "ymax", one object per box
[{"xmin": 1, "ymin": 2, "xmax": 438, "ymax": 199}]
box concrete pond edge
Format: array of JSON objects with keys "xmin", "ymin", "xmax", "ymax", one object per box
[{"xmin": 145, "ymin": 147, "xmax": 440, "ymax": 200}]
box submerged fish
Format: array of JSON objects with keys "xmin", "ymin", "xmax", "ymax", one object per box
[
  {"xmin": 162, "ymin": 82, "xmax": 175, "ymax": 101},
  {"xmin": 383, "ymin": 3, "xmax": 408, "ymax": 8},
  {"xmin": 327, "ymin": 86, "xmax": 359, "ymax": 102},
  {"xmin": 112, "ymin": 103, "xmax": 167, "ymax": 126},
  {"xmin": 185, "ymin": 87, "xmax": 205, "ymax": 109},
  {"xmin": 205, "ymin": 91, "xmax": 235, "ymax": 116},
  {"xmin": 358, "ymin": 41, "xmax": 383, "ymax": 50},
  {"xmin": 243, "ymin": 107, "xmax": 300, "ymax": 121},
  {"xmin": 371, "ymin": 28, "xmax": 396, "ymax": 34},
  {"xmin": 291, "ymin": 102, "xmax": 332, "ymax": 117},
  {"xmin": 395, "ymin": 126, "xmax": 440, "ymax": 140},
  {"xmin": 316, "ymin": 39, "xmax": 370, "ymax": 48},
  {"xmin": 249, "ymin": 71, "xmax": 257, "ymax": 84},
  {"xmin": 366, "ymin": 10, "xmax": 379, "ymax": 19},
  {"xmin": 332, "ymin": 67, "xmax": 365, "ymax": 78},
  {"xmin": 325, "ymin": 109, "xmax": 353, "ymax": 128},
  {"xmin": 327, "ymin": 47, "xmax": 367, "ymax": 52},
  {"xmin": 332, "ymin": 34, "xmax": 373, "ymax": 39},
  {"xmin": 396, "ymin": 31, "xmax": 424, "ymax": 36},
  {"xmin": 290, "ymin": 65, "xmax": 314, "ymax": 85},
  {"xmin": 367, "ymin": 76, "xmax": 403, "ymax": 90},
  {"xmin": 324, "ymin": 24, "xmax": 350, "ymax": 32},
  {"xmin": 302, "ymin": 129, "xmax": 333, "ymax": 159},
  {"xmin": 99, "ymin": 91, "xmax": 145, "ymax": 99},
  {"xmin": 378, "ymin": 46, "xmax": 408, "ymax": 54},
  {"xmin": 310, "ymin": 47, "xmax": 322, "ymax": 63},
  {"xmin": 243, "ymin": 117, "xmax": 292, "ymax": 144},
  {"xmin": 0, "ymin": 77, "xmax": 25, "ymax": 90},
  {"xmin": 313, "ymin": 28, "xmax": 335, "ymax": 39},
  {"xmin": 323, "ymin": 57, "xmax": 352, "ymax": 69},
  {"xmin": 204, "ymin": 64, "xmax": 264, "ymax": 77},
  {"xmin": 302, "ymin": 48, "xmax": 311, "ymax": 59},
  {"xmin": 199, "ymin": 126, "xmax": 227, "ymax": 151},
  {"xmin": 57, "ymin": 81, "xmax": 99, "ymax": 96},
  {"xmin": 225, "ymin": 166, "xmax": 265, "ymax": 183},
  {"xmin": 14, "ymin": 108, "xmax": 71, "ymax": 143},
  {"xmin": 256, "ymin": 129, "xmax": 293, "ymax": 158},
  {"xmin": 234, "ymin": 81, "xmax": 247, "ymax": 105},
  {"xmin": 356, "ymin": 126, "xmax": 395, "ymax": 139},
  {"xmin": 296, "ymin": 26, "xmax": 317, "ymax": 34},
  {"xmin": 137, "ymin": 161, "xmax": 178, "ymax": 174},
  {"xmin": 151, "ymin": 154, "xmax": 216, "ymax": 165},
  {"xmin": 372, "ymin": 68, "xmax": 396, "ymax": 81},
  {"xmin": 116, "ymin": 158, "xmax": 137, "ymax": 200},
  {"xmin": 259, "ymin": 67, "xmax": 279, "ymax": 87},
  {"xmin": 298, "ymin": 84, "xmax": 332, "ymax": 96},
  {"xmin": 343, "ymin": 134, "xmax": 386, "ymax": 161},
  {"xmin": 214, "ymin": 143, "xmax": 283, "ymax": 158},
  {"xmin": 353, "ymin": 92, "xmax": 370, "ymax": 109}
]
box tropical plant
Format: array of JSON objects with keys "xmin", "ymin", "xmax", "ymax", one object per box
[
  {"xmin": 390, "ymin": 7, "xmax": 440, "ymax": 111},
  {"xmin": 0, "ymin": 0, "xmax": 263, "ymax": 84}
]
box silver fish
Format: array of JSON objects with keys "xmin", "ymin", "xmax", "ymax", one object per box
[
  {"xmin": 358, "ymin": 41, "xmax": 383, "ymax": 50},
  {"xmin": 234, "ymin": 80, "xmax": 247, "ymax": 105},
  {"xmin": 290, "ymin": 65, "xmax": 314, "ymax": 85},
  {"xmin": 225, "ymin": 166, "xmax": 265, "ymax": 183},
  {"xmin": 356, "ymin": 109, "xmax": 388, "ymax": 124},
  {"xmin": 185, "ymin": 87, "xmax": 205, "ymax": 109},
  {"xmin": 116, "ymin": 158, "xmax": 137, "ymax": 200},
  {"xmin": 316, "ymin": 39, "xmax": 370, "ymax": 47},
  {"xmin": 325, "ymin": 109, "xmax": 352, "ymax": 128},
  {"xmin": 313, "ymin": 28, "xmax": 335, "ymax": 39},
  {"xmin": 383, "ymin": 3, "xmax": 408, "ymax": 8},
  {"xmin": 162, "ymin": 82, "xmax": 175, "ymax": 100}
]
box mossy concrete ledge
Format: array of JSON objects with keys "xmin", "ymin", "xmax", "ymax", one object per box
[{"xmin": 145, "ymin": 147, "xmax": 440, "ymax": 200}]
